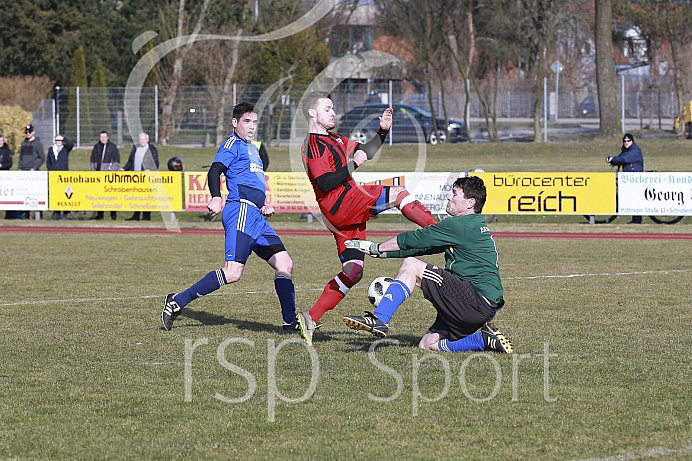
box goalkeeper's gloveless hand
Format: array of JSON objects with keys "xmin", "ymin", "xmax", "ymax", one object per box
[{"xmin": 344, "ymin": 239, "xmax": 386, "ymax": 258}]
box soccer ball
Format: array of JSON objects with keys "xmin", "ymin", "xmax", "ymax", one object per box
[{"xmin": 367, "ymin": 276, "xmax": 394, "ymax": 307}]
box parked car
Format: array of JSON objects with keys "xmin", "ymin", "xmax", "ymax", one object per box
[
  {"xmin": 338, "ymin": 103, "xmax": 467, "ymax": 144},
  {"xmin": 579, "ymin": 96, "xmax": 599, "ymax": 117}
]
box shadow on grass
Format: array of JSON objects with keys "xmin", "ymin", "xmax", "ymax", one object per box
[
  {"xmin": 162, "ymin": 311, "xmax": 424, "ymax": 349},
  {"xmin": 337, "ymin": 330, "xmax": 422, "ymax": 352},
  {"xmin": 168, "ymin": 309, "xmax": 284, "ymax": 334}
]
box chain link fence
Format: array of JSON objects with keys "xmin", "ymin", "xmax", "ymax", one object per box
[{"xmin": 37, "ymin": 75, "xmax": 681, "ymax": 148}]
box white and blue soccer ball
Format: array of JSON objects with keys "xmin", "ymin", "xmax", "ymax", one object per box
[{"xmin": 367, "ymin": 276, "xmax": 394, "ymax": 307}]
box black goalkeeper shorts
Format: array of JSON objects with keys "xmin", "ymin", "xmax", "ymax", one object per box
[{"xmin": 420, "ymin": 264, "xmax": 497, "ymax": 341}]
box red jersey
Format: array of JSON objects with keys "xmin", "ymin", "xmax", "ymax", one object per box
[{"xmin": 302, "ymin": 132, "xmax": 383, "ymax": 229}]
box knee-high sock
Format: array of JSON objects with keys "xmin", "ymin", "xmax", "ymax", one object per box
[
  {"xmin": 396, "ymin": 191, "xmax": 437, "ymax": 227},
  {"xmin": 308, "ymin": 272, "xmax": 356, "ymax": 322},
  {"xmin": 175, "ymin": 269, "xmax": 228, "ymax": 309},
  {"xmin": 274, "ymin": 275, "xmax": 296, "ymax": 325},
  {"xmin": 437, "ymin": 333, "xmax": 485, "ymax": 352},
  {"xmin": 373, "ymin": 280, "xmax": 411, "ymax": 324}
]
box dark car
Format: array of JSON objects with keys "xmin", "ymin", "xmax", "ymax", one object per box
[
  {"xmin": 338, "ymin": 103, "xmax": 467, "ymax": 144},
  {"xmin": 579, "ymin": 96, "xmax": 599, "ymax": 117}
]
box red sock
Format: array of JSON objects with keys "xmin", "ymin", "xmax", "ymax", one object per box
[
  {"xmin": 396, "ymin": 191, "xmax": 437, "ymax": 227},
  {"xmin": 309, "ymin": 272, "xmax": 356, "ymax": 321}
]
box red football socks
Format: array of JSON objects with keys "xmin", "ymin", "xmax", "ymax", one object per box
[
  {"xmin": 396, "ymin": 191, "xmax": 437, "ymax": 227},
  {"xmin": 309, "ymin": 272, "xmax": 356, "ymax": 321}
]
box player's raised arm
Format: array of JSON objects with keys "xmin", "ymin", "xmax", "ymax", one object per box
[{"xmin": 359, "ymin": 108, "xmax": 392, "ymax": 160}]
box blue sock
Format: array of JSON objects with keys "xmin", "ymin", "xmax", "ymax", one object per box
[
  {"xmin": 274, "ymin": 275, "xmax": 296, "ymax": 325},
  {"xmin": 374, "ymin": 280, "xmax": 411, "ymax": 324},
  {"xmin": 175, "ymin": 269, "xmax": 228, "ymax": 309},
  {"xmin": 437, "ymin": 333, "xmax": 485, "ymax": 352}
]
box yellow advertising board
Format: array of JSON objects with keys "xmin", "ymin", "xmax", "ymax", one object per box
[
  {"xmin": 184, "ymin": 171, "xmax": 228, "ymax": 212},
  {"xmin": 265, "ymin": 172, "xmax": 318, "ymax": 213},
  {"xmin": 474, "ymin": 172, "xmax": 616, "ymax": 214},
  {"xmin": 48, "ymin": 171, "xmax": 184, "ymax": 211},
  {"xmin": 184, "ymin": 171, "xmax": 318, "ymax": 213}
]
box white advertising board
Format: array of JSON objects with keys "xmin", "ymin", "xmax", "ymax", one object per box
[
  {"xmin": 0, "ymin": 171, "xmax": 49, "ymax": 211},
  {"xmin": 618, "ymin": 172, "xmax": 692, "ymax": 216}
]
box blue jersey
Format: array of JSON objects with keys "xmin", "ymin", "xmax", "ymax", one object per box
[{"xmin": 213, "ymin": 134, "xmax": 266, "ymax": 207}]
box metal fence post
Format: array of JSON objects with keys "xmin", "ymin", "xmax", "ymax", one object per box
[
  {"xmin": 621, "ymin": 74, "xmax": 625, "ymax": 134},
  {"xmin": 117, "ymin": 110, "xmax": 123, "ymax": 146},
  {"xmin": 76, "ymin": 86, "xmax": 81, "ymax": 148},
  {"xmin": 155, "ymin": 85, "xmax": 159, "ymax": 146},
  {"xmin": 543, "ymin": 77, "xmax": 547, "ymax": 142},
  {"xmin": 388, "ymin": 80, "xmax": 393, "ymax": 146},
  {"xmin": 51, "ymin": 99, "xmax": 56, "ymax": 140},
  {"xmin": 55, "ymin": 86, "xmax": 60, "ymax": 135}
]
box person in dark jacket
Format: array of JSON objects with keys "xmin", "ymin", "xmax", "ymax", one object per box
[
  {"xmin": 89, "ymin": 130, "xmax": 120, "ymax": 220},
  {"xmin": 121, "ymin": 132, "xmax": 159, "ymax": 221},
  {"xmin": 14, "ymin": 125, "xmax": 45, "ymax": 219},
  {"xmin": 46, "ymin": 134, "xmax": 74, "ymax": 220},
  {"xmin": 0, "ymin": 134, "xmax": 12, "ymax": 170},
  {"xmin": 607, "ymin": 133, "xmax": 644, "ymax": 223},
  {"xmin": 18, "ymin": 125, "xmax": 45, "ymax": 171},
  {"xmin": 0, "ymin": 134, "xmax": 14, "ymax": 220}
]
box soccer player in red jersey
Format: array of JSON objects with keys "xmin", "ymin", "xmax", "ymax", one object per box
[{"xmin": 296, "ymin": 91, "xmax": 437, "ymax": 344}]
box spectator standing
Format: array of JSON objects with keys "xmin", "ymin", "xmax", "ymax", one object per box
[
  {"xmin": 122, "ymin": 132, "xmax": 159, "ymax": 221},
  {"xmin": 89, "ymin": 131, "xmax": 120, "ymax": 220},
  {"xmin": 0, "ymin": 134, "xmax": 11, "ymax": 170},
  {"xmin": 18, "ymin": 125, "xmax": 45, "ymax": 171},
  {"xmin": 607, "ymin": 133, "xmax": 644, "ymax": 223},
  {"xmin": 46, "ymin": 134, "xmax": 74, "ymax": 220},
  {"xmin": 0, "ymin": 134, "xmax": 14, "ymax": 220},
  {"xmin": 15, "ymin": 125, "xmax": 45, "ymax": 219}
]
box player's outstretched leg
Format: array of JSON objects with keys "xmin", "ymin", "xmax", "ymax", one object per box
[
  {"xmin": 307, "ymin": 260, "xmax": 360, "ymax": 322},
  {"xmin": 343, "ymin": 311, "xmax": 389, "ymax": 338},
  {"xmin": 161, "ymin": 268, "xmax": 229, "ymax": 330},
  {"xmin": 395, "ymin": 190, "xmax": 437, "ymax": 227}
]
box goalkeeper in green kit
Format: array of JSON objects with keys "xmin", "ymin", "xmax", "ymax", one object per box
[{"xmin": 342, "ymin": 175, "xmax": 513, "ymax": 353}]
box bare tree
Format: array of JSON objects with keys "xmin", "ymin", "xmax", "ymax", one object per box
[
  {"xmin": 213, "ymin": 29, "xmax": 245, "ymax": 145},
  {"xmin": 521, "ymin": 0, "xmax": 564, "ymax": 142},
  {"xmin": 375, "ymin": 0, "xmax": 450, "ymax": 142},
  {"xmin": 595, "ymin": 0, "xmax": 620, "ymax": 138},
  {"xmin": 618, "ymin": 0, "xmax": 692, "ymax": 139},
  {"xmin": 155, "ymin": 0, "xmax": 212, "ymax": 145}
]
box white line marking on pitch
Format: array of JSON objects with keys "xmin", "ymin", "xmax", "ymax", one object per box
[
  {"xmin": 572, "ymin": 444, "xmax": 692, "ymax": 461},
  {"xmin": 0, "ymin": 269, "xmax": 690, "ymax": 307},
  {"xmin": 506, "ymin": 268, "xmax": 691, "ymax": 280}
]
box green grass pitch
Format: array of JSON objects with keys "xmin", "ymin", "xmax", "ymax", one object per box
[{"xmin": 0, "ymin": 225, "xmax": 690, "ymax": 460}]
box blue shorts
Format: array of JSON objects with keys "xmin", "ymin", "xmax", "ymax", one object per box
[{"xmin": 222, "ymin": 201, "xmax": 285, "ymax": 263}]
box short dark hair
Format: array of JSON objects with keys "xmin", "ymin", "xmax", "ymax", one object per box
[
  {"xmin": 452, "ymin": 176, "xmax": 486, "ymax": 213},
  {"xmin": 232, "ymin": 102, "xmax": 255, "ymax": 121},
  {"xmin": 100, "ymin": 130, "xmax": 109, "ymax": 136},
  {"xmin": 302, "ymin": 91, "xmax": 331, "ymax": 120}
]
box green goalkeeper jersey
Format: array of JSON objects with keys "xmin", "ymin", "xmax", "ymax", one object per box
[{"xmin": 388, "ymin": 213, "xmax": 504, "ymax": 306}]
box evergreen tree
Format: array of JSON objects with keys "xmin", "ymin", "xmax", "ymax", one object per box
[
  {"xmin": 91, "ymin": 59, "xmax": 112, "ymax": 139},
  {"xmin": 65, "ymin": 46, "xmax": 92, "ymax": 144}
]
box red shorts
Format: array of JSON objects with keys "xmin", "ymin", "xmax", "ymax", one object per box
[{"xmin": 319, "ymin": 184, "xmax": 383, "ymax": 255}]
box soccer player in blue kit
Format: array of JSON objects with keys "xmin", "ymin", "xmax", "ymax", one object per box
[{"xmin": 162, "ymin": 102, "xmax": 298, "ymax": 331}]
